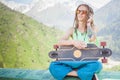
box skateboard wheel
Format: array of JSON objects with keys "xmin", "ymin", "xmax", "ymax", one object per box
[
  {"xmin": 53, "ymin": 45, "xmax": 59, "ymax": 49},
  {"xmin": 101, "ymin": 58, "xmax": 108, "ymax": 63},
  {"xmin": 100, "ymin": 42, "xmax": 106, "ymax": 46}
]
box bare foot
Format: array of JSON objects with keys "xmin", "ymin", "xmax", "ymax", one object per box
[{"xmin": 67, "ymin": 70, "xmax": 78, "ymax": 77}]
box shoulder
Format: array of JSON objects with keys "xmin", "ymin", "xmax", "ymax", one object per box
[
  {"xmin": 59, "ymin": 27, "xmax": 74, "ymax": 40},
  {"xmin": 67, "ymin": 27, "xmax": 74, "ymax": 34}
]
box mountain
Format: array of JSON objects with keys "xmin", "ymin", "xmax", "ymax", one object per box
[
  {"xmin": 0, "ymin": 1, "xmax": 120, "ymax": 71},
  {"xmin": 27, "ymin": 3, "xmax": 74, "ymax": 31},
  {"xmin": 0, "ymin": 2, "xmax": 62, "ymax": 69},
  {"xmin": 1, "ymin": 0, "xmax": 105, "ymax": 31},
  {"xmin": 0, "ymin": 0, "xmax": 37, "ymax": 13},
  {"xmin": 26, "ymin": 0, "xmax": 95, "ymax": 31},
  {"xmin": 94, "ymin": 0, "xmax": 120, "ymax": 29},
  {"xmin": 94, "ymin": 0, "xmax": 120, "ymax": 60}
]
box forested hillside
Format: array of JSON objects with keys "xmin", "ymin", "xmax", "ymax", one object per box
[
  {"xmin": 0, "ymin": 2, "xmax": 62, "ymax": 69},
  {"xmin": 95, "ymin": 0, "xmax": 120, "ymax": 60}
]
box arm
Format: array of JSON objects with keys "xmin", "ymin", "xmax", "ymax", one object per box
[
  {"xmin": 57, "ymin": 27, "xmax": 74, "ymax": 46},
  {"xmin": 57, "ymin": 27, "xmax": 87, "ymax": 49},
  {"xmin": 87, "ymin": 15, "xmax": 98, "ymax": 42},
  {"xmin": 89, "ymin": 25, "xmax": 98, "ymax": 42}
]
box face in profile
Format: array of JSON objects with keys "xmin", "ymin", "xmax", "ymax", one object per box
[{"xmin": 76, "ymin": 5, "xmax": 88, "ymax": 22}]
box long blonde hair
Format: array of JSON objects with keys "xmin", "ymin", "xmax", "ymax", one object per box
[{"xmin": 73, "ymin": 4, "xmax": 94, "ymax": 36}]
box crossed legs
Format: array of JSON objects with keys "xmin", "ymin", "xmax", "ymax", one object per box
[{"xmin": 49, "ymin": 61, "xmax": 102, "ymax": 80}]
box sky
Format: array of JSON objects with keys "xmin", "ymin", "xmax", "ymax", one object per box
[
  {"xmin": 5, "ymin": 0, "xmax": 111, "ymax": 8},
  {"xmin": 2, "ymin": 0, "xmax": 112, "ymax": 15},
  {"xmin": 5, "ymin": 0, "xmax": 33, "ymax": 4},
  {"xmin": 83, "ymin": 0, "xmax": 111, "ymax": 9}
]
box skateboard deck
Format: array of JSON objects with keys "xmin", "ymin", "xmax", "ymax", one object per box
[{"xmin": 49, "ymin": 44, "xmax": 112, "ymax": 61}]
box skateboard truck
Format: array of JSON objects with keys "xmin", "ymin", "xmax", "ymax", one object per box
[{"xmin": 101, "ymin": 42, "xmax": 108, "ymax": 63}]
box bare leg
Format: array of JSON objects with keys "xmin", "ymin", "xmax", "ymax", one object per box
[{"xmin": 67, "ymin": 70, "xmax": 78, "ymax": 77}]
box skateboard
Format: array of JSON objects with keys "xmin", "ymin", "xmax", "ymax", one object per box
[
  {"xmin": 49, "ymin": 42, "xmax": 112, "ymax": 63},
  {"xmin": 48, "ymin": 42, "xmax": 112, "ymax": 80}
]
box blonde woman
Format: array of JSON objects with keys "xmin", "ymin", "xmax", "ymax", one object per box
[{"xmin": 49, "ymin": 4, "xmax": 102, "ymax": 80}]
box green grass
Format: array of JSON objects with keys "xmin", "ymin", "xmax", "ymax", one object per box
[
  {"xmin": 0, "ymin": 2, "xmax": 62, "ymax": 69},
  {"xmin": 103, "ymin": 65, "xmax": 120, "ymax": 71}
]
